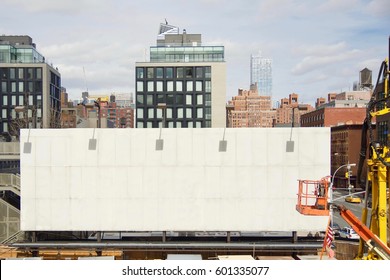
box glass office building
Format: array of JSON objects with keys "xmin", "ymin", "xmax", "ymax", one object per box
[{"xmin": 250, "ymin": 52, "xmax": 272, "ymax": 97}]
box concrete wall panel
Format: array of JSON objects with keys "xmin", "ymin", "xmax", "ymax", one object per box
[{"xmin": 20, "ymin": 128, "xmax": 330, "ymax": 231}]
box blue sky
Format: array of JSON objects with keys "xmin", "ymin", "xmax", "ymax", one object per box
[{"xmin": 1, "ymin": 0, "xmax": 389, "ymax": 105}]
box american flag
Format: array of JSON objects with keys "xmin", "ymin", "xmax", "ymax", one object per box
[{"xmin": 325, "ymin": 225, "xmax": 334, "ymax": 247}]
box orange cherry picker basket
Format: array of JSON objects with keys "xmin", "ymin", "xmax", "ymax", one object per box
[{"xmin": 296, "ymin": 176, "xmax": 330, "ymax": 216}]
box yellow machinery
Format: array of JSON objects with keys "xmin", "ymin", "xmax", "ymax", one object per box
[{"xmin": 296, "ymin": 37, "xmax": 390, "ymax": 260}]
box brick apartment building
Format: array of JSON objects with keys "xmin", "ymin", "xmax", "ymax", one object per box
[
  {"xmin": 227, "ymin": 84, "xmax": 276, "ymax": 127},
  {"xmin": 300, "ymin": 107, "xmax": 366, "ymax": 127},
  {"xmin": 330, "ymin": 124, "xmax": 371, "ymax": 189},
  {"xmin": 274, "ymin": 93, "xmax": 313, "ymax": 127}
]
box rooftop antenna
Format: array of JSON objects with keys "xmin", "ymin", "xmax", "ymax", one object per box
[{"xmin": 165, "ymin": 18, "xmax": 168, "ymax": 25}]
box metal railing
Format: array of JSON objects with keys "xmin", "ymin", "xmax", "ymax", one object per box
[{"xmin": 0, "ymin": 173, "xmax": 21, "ymax": 195}]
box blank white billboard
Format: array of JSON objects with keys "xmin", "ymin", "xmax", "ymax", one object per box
[{"xmin": 20, "ymin": 128, "xmax": 329, "ymax": 231}]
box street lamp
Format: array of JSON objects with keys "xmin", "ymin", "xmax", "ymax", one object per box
[{"xmin": 329, "ymin": 163, "xmax": 356, "ymax": 227}]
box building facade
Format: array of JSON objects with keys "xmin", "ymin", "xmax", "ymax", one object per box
[
  {"xmin": 330, "ymin": 124, "xmax": 369, "ymax": 189},
  {"xmin": 135, "ymin": 23, "xmax": 226, "ymax": 128},
  {"xmin": 227, "ymin": 84, "xmax": 276, "ymax": 127},
  {"xmin": 250, "ymin": 51, "xmax": 272, "ymax": 97},
  {"xmin": 274, "ymin": 93, "xmax": 313, "ymax": 127},
  {"xmin": 0, "ymin": 36, "xmax": 61, "ymax": 137},
  {"xmin": 300, "ymin": 107, "xmax": 366, "ymax": 127}
]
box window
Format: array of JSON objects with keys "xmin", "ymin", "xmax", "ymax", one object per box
[
  {"xmin": 146, "ymin": 95, "xmax": 153, "ymax": 105},
  {"xmin": 205, "ymin": 81, "xmax": 211, "ymax": 92},
  {"xmin": 137, "ymin": 122, "xmax": 144, "ymax": 128},
  {"xmin": 137, "ymin": 81, "xmax": 144, "ymax": 92},
  {"xmin": 167, "ymin": 81, "xmax": 174, "ymax": 92},
  {"xmin": 18, "ymin": 81, "xmax": 24, "ymax": 93},
  {"xmin": 205, "ymin": 94, "xmax": 211, "ymax": 106},
  {"xmin": 176, "ymin": 94, "xmax": 183, "ymax": 105},
  {"xmin": 148, "ymin": 108, "xmax": 154, "ymax": 118},
  {"xmin": 136, "ymin": 94, "xmax": 144, "ymax": 105},
  {"xmin": 156, "ymin": 68, "xmax": 163, "ymax": 79},
  {"xmin": 3, "ymin": 122, "xmax": 8, "ymax": 132},
  {"xmin": 11, "ymin": 95, "xmax": 16, "ymax": 105},
  {"xmin": 36, "ymin": 68, "xmax": 42, "ymax": 79},
  {"xmin": 11, "ymin": 82, "xmax": 16, "ymax": 92},
  {"xmin": 10, "ymin": 68, "xmax": 15, "ymax": 79},
  {"xmin": 165, "ymin": 68, "xmax": 173, "ymax": 78},
  {"xmin": 186, "ymin": 108, "xmax": 192, "ymax": 118},
  {"xmin": 2, "ymin": 95, "xmax": 7, "ymax": 106},
  {"xmin": 1, "ymin": 82, "xmax": 7, "ymax": 92},
  {"xmin": 185, "ymin": 67, "xmax": 193, "ymax": 78},
  {"xmin": 35, "ymin": 81, "xmax": 42, "ymax": 92},
  {"xmin": 2, "ymin": 109, "xmax": 7, "ymax": 118},
  {"xmin": 205, "ymin": 107, "xmax": 211, "ymax": 119},
  {"xmin": 186, "ymin": 81, "xmax": 193, "ymax": 91},
  {"xmin": 147, "ymin": 68, "xmax": 154, "ymax": 78},
  {"xmin": 137, "ymin": 108, "xmax": 144, "ymax": 118},
  {"xmin": 176, "ymin": 81, "xmax": 183, "ymax": 92},
  {"xmin": 177, "ymin": 108, "xmax": 183, "ymax": 118},
  {"xmin": 157, "ymin": 94, "xmax": 164, "ymax": 104},
  {"xmin": 156, "ymin": 108, "xmax": 163, "ymax": 118},
  {"xmin": 27, "ymin": 68, "xmax": 33, "ymax": 79},
  {"xmin": 176, "ymin": 68, "xmax": 184, "ymax": 78},
  {"xmin": 196, "ymin": 67, "xmax": 203, "ymax": 78},
  {"xmin": 156, "ymin": 81, "xmax": 163, "ymax": 92},
  {"xmin": 197, "ymin": 108, "xmax": 203, "ymax": 118},
  {"xmin": 186, "ymin": 95, "xmax": 192, "ymax": 105},
  {"xmin": 136, "ymin": 68, "xmax": 144, "ymax": 79},
  {"xmin": 27, "ymin": 81, "xmax": 33, "ymax": 92},
  {"xmin": 166, "ymin": 108, "xmax": 173, "ymax": 118},
  {"xmin": 196, "ymin": 81, "xmax": 202, "ymax": 92},
  {"xmin": 18, "ymin": 95, "xmax": 24, "ymax": 105},
  {"xmin": 18, "ymin": 68, "xmax": 24, "ymax": 79},
  {"xmin": 196, "ymin": 94, "xmax": 203, "ymax": 105},
  {"xmin": 167, "ymin": 94, "xmax": 174, "ymax": 105},
  {"xmin": 147, "ymin": 81, "xmax": 154, "ymax": 92},
  {"xmin": 205, "ymin": 67, "xmax": 211, "ymax": 78}
]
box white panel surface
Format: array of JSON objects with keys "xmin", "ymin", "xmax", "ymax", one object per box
[{"xmin": 20, "ymin": 128, "xmax": 330, "ymax": 231}]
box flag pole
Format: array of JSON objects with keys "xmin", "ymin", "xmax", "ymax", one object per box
[{"xmin": 320, "ymin": 215, "xmax": 332, "ymax": 260}]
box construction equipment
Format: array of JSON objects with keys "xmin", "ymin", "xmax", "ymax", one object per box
[{"xmin": 296, "ymin": 37, "xmax": 390, "ymax": 260}]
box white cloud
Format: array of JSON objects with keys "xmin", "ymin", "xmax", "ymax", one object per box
[
  {"xmin": 291, "ymin": 43, "xmax": 361, "ymax": 75},
  {"xmin": 366, "ymin": 0, "xmax": 390, "ymax": 17},
  {"xmin": 2, "ymin": 0, "xmax": 107, "ymax": 14},
  {"xmin": 318, "ymin": 0, "xmax": 361, "ymax": 12}
]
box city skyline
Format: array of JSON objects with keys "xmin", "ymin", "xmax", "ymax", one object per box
[{"xmin": 1, "ymin": 0, "xmax": 388, "ymax": 106}]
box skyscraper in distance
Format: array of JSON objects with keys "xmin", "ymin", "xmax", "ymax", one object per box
[{"xmin": 250, "ymin": 51, "xmax": 272, "ymax": 97}]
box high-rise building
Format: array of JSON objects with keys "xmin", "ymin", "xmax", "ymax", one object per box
[
  {"xmin": 135, "ymin": 23, "xmax": 226, "ymax": 128},
  {"xmin": 0, "ymin": 36, "xmax": 61, "ymax": 137},
  {"xmin": 250, "ymin": 51, "xmax": 272, "ymax": 97}
]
